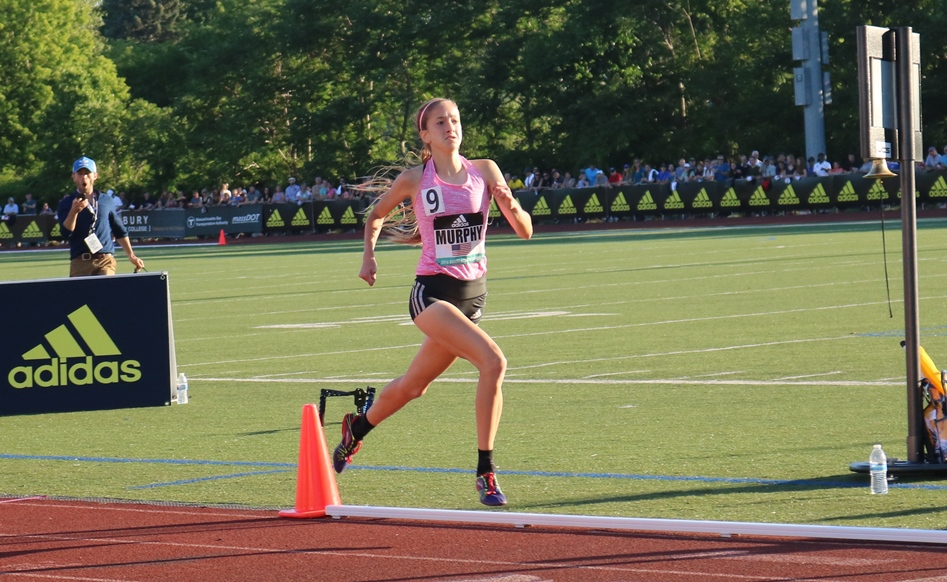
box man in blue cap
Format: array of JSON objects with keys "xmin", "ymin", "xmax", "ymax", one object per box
[{"xmin": 57, "ymin": 156, "xmax": 145, "ymax": 277}]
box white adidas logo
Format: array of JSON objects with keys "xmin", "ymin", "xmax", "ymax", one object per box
[{"xmin": 451, "ymin": 215, "xmax": 470, "ymax": 228}]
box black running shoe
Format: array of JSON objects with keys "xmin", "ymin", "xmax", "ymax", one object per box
[{"xmin": 332, "ymin": 413, "xmax": 363, "ymax": 474}]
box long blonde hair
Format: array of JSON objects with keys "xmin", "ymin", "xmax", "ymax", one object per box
[{"xmin": 358, "ymin": 98, "xmax": 456, "ymax": 246}]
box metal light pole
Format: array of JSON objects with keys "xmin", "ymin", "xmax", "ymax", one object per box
[{"xmin": 791, "ymin": 0, "xmax": 829, "ymax": 162}]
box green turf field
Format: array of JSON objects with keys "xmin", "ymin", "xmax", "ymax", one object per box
[{"xmin": 4, "ymin": 219, "xmax": 947, "ymax": 529}]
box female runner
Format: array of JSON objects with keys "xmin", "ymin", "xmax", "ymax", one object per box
[{"xmin": 332, "ymin": 98, "xmax": 533, "ymax": 506}]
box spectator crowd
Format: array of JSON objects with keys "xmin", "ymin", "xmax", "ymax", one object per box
[
  {"xmin": 505, "ymin": 145, "xmax": 947, "ymax": 193},
  {"xmin": 3, "ymin": 145, "xmax": 947, "ymax": 221},
  {"xmin": 104, "ymin": 175, "xmax": 362, "ymax": 213}
]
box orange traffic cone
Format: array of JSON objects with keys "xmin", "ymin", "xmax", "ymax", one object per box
[
  {"xmin": 279, "ymin": 403, "xmax": 342, "ymax": 518},
  {"xmin": 218, "ymin": 229, "xmax": 227, "ymax": 245}
]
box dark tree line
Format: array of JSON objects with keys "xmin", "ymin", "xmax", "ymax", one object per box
[{"xmin": 1, "ymin": 0, "xmax": 944, "ymax": 201}]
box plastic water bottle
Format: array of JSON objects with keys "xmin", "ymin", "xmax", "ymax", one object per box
[
  {"xmin": 176, "ymin": 372, "xmax": 189, "ymax": 404},
  {"xmin": 869, "ymin": 444, "xmax": 888, "ymax": 494}
]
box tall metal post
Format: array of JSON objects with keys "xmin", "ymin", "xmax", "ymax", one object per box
[
  {"xmin": 791, "ymin": 0, "xmax": 828, "ymax": 162},
  {"xmin": 850, "ymin": 26, "xmax": 943, "ymax": 475},
  {"xmin": 896, "ymin": 27, "xmax": 923, "ymax": 463}
]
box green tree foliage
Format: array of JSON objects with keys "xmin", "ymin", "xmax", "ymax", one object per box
[
  {"xmin": 101, "ymin": 0, "xmax": 184, "ymax": 42},
  {"xmin": 0, "ymin": 0, "xmax": 171, "ymax": 200},
  {"xmin": 2, "ymin": 0, "xmax": 945, "ymax": 196}
]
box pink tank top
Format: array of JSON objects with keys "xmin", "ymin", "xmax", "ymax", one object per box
[{"xmin": 415, "ymin": 157, "xmax": 490, "ymax": 280}]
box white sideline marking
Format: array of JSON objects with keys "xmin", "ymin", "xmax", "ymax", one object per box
[
  {"xmin": 584, "ymin": 370, "xmax": 651, "ymax": 378},
  {"xmin": 494, "ymin": 301, "xmax": 900, "ymax": 340},
  {"xmin": 507, "ymin": 336, "xmax": 853, "ymax": 372},
  {"xmin": 254, "ymin": 311, "xmax": 581, "ymax": 330},
  {"xmin": 325, "ymin": 504, "xmax": 947, "ymax": 546},
  {"xmin": 668, "ymin": 371, "xmax": 747, "ymax": 380},
  {"xmin": 773, "ymin": 371, "xmax": 844, "ymax": 380},
  {"xmin": 196, "ymin": 376, "xmax": 900, "ymax": 387},
  {"xmin": 188, "ymin": 330, "xmax": 854, "ymax": 368}
]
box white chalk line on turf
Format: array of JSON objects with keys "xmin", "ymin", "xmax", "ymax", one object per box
[
  {"xmin": 196, "ymin": 376, "xmax": 898, "ymax": 387},
  {"xmin": 522, "ymin": 258, "xmax": 947, "ymax": 298},
  {"xmin": 185, "ymin": 300, "xmax": 877, "ymax": 367},
  {"xmin": 494, "ymin": 301, "xmax": 894, "ymax": 341},
  {"xmin": 502, "ymin": 335, "xmax": 853, "ymax": 372},
  {"xmin": 186, "ymin": 334, "xmax": 859, "ymax": 370},
  {"xmin": 773, "ymin": 371, "xmax": 844, "ymax": 381}
]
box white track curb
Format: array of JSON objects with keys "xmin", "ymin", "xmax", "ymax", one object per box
[{"xmin": 325, "ymin": 505, "xmax": 947, "ymax": 545}]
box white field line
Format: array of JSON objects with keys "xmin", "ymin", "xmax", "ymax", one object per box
[
  {"xmin": 583, "ymin": 370, "xmax": 652, "ymax": 379},
  {"xmin": 195, "ymin": 376, "xmax": 899, "ymax": 388},
  {"xmin": 188, "ymin": 343, "xmax": 424, "ymax": 366},
  {"xmin": 516, "ymin": 262, "xmax": 947, "ymax": 298},
  {"xmin": 185, "ymin": 328, "xmax": 855, "ymax": 371},
  {"xmin": 184, "ymin": 293, "xmax": 893, "ymax": 365},
  {"xmin": 493, "ymin": 304, "xmax": 882, "ymax": 340},
  {"xmin": 665, "ymin": 371, "xmax": 748, "ymax": 380},
  {"xmin": 772, "ymin": 371, "xmax": 845, "ymax": 381},
  {"xmin": 173, "ymin": 300, "xmax": 405, "ymax": 323},
  {"xmin": 173, "ymin": 282, "xmax": 946, "ymax": 345},
  {"xmin": 502, "ymin": 336, "xmax": 852, "ymax": 373},
  {"xmin": 167, "ymin": 250, "xmax": 946, "ymax": 320}
]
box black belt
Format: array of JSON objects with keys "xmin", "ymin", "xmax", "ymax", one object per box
[{"xmin": 75, "ymin": 252, "xmax": 109, "ymax": 261}]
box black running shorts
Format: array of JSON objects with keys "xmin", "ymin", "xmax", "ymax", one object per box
[{"xmin": 409, "ymin": 274, "xmax": 487, "ymax": 325}]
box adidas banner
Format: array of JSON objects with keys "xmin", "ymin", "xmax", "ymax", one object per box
[
  {"xmin": 504, "ymin": 171, "xmax": 947, "ymax": 221},
  {"xmin": 0, "ymin": 214, "xmax": 58, "ymax": 246},
  {"xmin": 673, "ymin": 182, "xmax": 719, "ymax": 212},
  {"xmin": 0, "ymin": 273, "xmax": 177, "ymax": 415},
  {"xmin": 313, "ymin": 200, "xmax": 364, "ymax": 231},
  {"xmin": 263, "ymin": 203, "xmax": 315, "ymax": 234}
]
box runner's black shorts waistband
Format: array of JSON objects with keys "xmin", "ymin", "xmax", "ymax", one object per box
[{"xmin": 410, "ymin": 274, "xmax": 487, "ymax": 324}]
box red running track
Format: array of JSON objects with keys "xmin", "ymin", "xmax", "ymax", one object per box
[{"xmin": 3, "ymin": 497, "xmax": 947, "ymax": 581}]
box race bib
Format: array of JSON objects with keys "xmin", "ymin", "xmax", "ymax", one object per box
[
  {"xmin": 433, "ymin": 213, "xmax": 485, "ymax": 266},
  {"xmin": 421, "ymin": 185, "xmax": 445, "ymax": 216}
]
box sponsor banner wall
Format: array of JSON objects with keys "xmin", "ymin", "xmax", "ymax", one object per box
[
  {"xmin": 0, "ymin": 273, "xmax": 176, "ymax": 415},
  {"xmin": 263, "ymin": 203, "xmax": 315, "ymax": 234},
  {"xmin": 631, "ymin": 185, "xmax": 672, "ymax": 215},
  {"xmin": 514, "ymin": 171, "xmax": 947, "ymax": 220},
  {"xmin": 762, "ymin": 179, "xmax": 802, "ymax": 210},
  {"xmin": 518, "ymin": 192, "xmax": 553, "ymax": 219},
  {"xmin": 917, "ymin": 171, "xmax": 947, "ymax": 204},
  {"xmin": 185, "ymin": 204, "xmax": 264, "ymax": 236},
  {"xmin": 121, "ymin": 209, "xmax": 186, "ymax": 239},
  {"xmin": 557, "ymin": 189, "xmax": 607, "ymax": 220},
  {"xmin": 673, "ymin": 182, "xmax": 719, "ymax": 213},
  {"xmin": 313, "ymin": 200, "xmax": 364, "ymax": 231},
  {"xmin": 782, "ymin": 177, "xmax": 833, "ymax": 209},
  {"xmin": 5, "ymin": 171, "xmax": 946, "ymax": 247},
  {"xmin": 0, "ymin": 214, "xmax": 56, "ymax": 245}
]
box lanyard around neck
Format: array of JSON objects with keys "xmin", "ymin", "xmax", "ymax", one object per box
[{"xmin": 81, "ymin": 191, "xmax": 98, "ymax": 237}]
